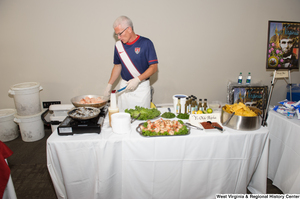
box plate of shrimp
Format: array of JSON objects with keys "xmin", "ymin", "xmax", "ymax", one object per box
[{"xmin": 136, "ymin": 118, "xmax": 190, "ymax": 137}]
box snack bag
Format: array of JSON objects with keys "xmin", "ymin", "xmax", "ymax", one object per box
[
  {"xmin": 296, "ymin": 109, "xmax": 300, "ymax": 120},
  {"xmin": 291, "ymin": 100, "xmax": 300, "ymax": 109},
  {"xmin": 273, "ymin": 105, "xmax": 290, "ymax": 115},
  {"xmin": 278, "ymin": 99, "xmax": 295, "ymax": 109}
]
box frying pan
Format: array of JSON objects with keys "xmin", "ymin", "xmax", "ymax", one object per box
[{"xmin": 71, "ymin": 95, "xmax": 107, "ymax": 108}]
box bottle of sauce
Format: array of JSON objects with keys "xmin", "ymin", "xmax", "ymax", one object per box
[
  {"xmin": 176, "ymin": 97, "xmax": 181, "ymax": 114},
  {"xmin": 203, "ymin": 99, "xmax": 208, "ymax": 111},
  {"xmin": 191, "ymin": 98, "xmax": 196, "ymax": 114},
  {"xmin": 188, "ymin": 96, "xmax": 192, "ymax": 114},
  {"xmin": 198, "ymin": 99, "xmax": 203, "ymax": 111},
  {"xmin": 184, "ymin": 97, "xmax": 189, "ymax": 114},
  {"xmin": 108, "ymin": 90, "xmax": 119, "ymax": 127},
  {"xmin": 194, "ymin": 97, "xmax": 198, "ymax": 111}
]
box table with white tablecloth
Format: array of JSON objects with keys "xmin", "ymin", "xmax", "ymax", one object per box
[
  {"xmin": 267, "ymin": 110, "xmax": 300, "ymax": 194},
  {"xmin": 47, "ymin": 108, "xmax": 269, "ymax": 199}
]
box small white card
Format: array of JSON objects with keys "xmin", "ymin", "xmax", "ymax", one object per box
[
  {"xmin": 189, "ymin": 113, "xmax": 221, "ymax": 126},
  {"xmin": 274, "ymin": 70, "xmax": 289, "ymax": 78}
]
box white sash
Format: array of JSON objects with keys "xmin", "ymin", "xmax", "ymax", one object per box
[{"xmin": 116, "ymin": 41, "xmax": 141, "ymax": 78}]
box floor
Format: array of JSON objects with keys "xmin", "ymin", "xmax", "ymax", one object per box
[{"xmin": 4, "ymin": 126, "xmax": 283, "ymax": 198}]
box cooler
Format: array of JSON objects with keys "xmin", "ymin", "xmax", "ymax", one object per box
[{"xmin": 286, "ymin": 84, "xmax": 300, "ymax": 101}]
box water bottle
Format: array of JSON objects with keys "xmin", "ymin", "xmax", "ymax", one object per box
[
  {"xmin": 246, "ymin": 72, "xmax": 251, "ymax": 84},
  {"xmin": 238, "ymin": 72, "xmax": 243, "ymax": 84}
]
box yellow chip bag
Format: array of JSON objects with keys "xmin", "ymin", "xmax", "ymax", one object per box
[{"xmin": 223, "ymin": 102, "xmax": 257, "ymax": 117}]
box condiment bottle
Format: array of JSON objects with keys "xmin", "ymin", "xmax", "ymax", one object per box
[
  {"xmin": 191, "ymin": 98, "xmax": 196, "ymax": 114},
  {"xmin": 203, "ymin": 99, "xmax": 208, "ymax": 111},
  {"xmin": 108, "ymin": 90, "xmax": 119, "ymax": 127},
  {"xmin": 176, "ymin": 97, "xmax": 181, "ymax": 114},
  {"xmin": 194, "ymin": 97, "xmax": 198, "ymax": 111},
  {"xmin": 198, "ymin": 99, "xmax": 203, "ymax": 111},
  {"xmin": 188, "ymin": 96, "xmax": 192, "ymax": 114},
  {"xmin": 184, "ymin": 97, "xmax": 189, "ymax": 114}
]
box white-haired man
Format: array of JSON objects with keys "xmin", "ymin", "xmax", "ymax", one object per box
[{"xmin": 103, "ymin": 16, "xmax": 158, "ymax": 111}]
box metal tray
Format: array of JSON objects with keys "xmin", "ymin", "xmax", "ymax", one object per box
[{"xmin": 136, "ymin": 122, "xmax": 190, "ymax": 137}]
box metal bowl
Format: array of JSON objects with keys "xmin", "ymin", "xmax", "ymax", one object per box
[
  {"xmin": 220, "ymin": 106, "xmax": 262, "ymax": 131},
  {"xmin": 71, "ymin": 95, "xmax": 107, "ymax": 108}
]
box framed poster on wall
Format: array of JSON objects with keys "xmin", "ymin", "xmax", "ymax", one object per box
[
  {"xmin": 266, "ymin": 20, "xmax": 300, "ymax": 69},
  {"xmin": 228, "ymin": 85, "xmax": 268, "ymax": 112}
]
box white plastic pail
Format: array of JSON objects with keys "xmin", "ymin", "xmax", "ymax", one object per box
[
  {"xmin": 8, "ymin": 82, "xmax": 43, "ymax": 116},
  {"xmin": 0, "ymin": 109, "xmax": 19, "ymax": 142},
  {"xmin": 111, "ymin": 113, "xmax": 131, "ymax": 134},
  {"xmin": 14, "ymin": 111, "xmax": 45, "ymax": 142}
]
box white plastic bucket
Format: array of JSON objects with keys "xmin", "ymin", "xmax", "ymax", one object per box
[
  {"xmin": 14, "ymin": 111, "xmax": 45, "ymax": 142},
  {"xmin": 111, "ymin": 113, "xmax": 131, "ymax": 134},
  {"xmin": 0, "ymin": 109, "xmax": 19, "ymax": 142},
  {"xmin": 8, "ymin": 82, "xmax": 43, "ymax": 116}
]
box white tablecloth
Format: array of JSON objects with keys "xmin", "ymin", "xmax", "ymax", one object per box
[
  {"xmin": 47, "ymin": 108, "xmax": 269, "ymax": 199},
  {"xmin": 267, "ymin": 110, "xmax": 300, "ymax": 194}
]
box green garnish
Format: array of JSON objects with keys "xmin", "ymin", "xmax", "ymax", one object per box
[
  {"xmin": 161, "ymin": 112, "xmax": 176, "ymax": 118},
  {"xmin": 125, "ymin": 106, "xmax": 160, "ymax": 120},
  {"xmin": 177, "ymin": 113, "xmax": 190, "ymax": 119}
]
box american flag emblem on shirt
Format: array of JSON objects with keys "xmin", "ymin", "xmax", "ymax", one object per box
[{"xmin": 135, "ymin": 47, "xmax": 140, "ymax": 54}]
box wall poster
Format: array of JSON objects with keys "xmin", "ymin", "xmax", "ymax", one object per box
[
  {"xmin": 228, "ymin": 85, "xmax": 268, "ymax": 112},
  {"xmin": 266, "ymin": 20, "xmax": 300, "ymax": 69}
]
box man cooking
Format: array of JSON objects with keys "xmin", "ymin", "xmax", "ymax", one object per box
[{"xmin": 103, "ymin": 16, "xmax": 158, "ymax": 111}]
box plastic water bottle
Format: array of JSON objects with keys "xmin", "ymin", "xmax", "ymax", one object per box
[
  {"xmin": 246, "ymin": 72, "xmax": 251, "ymax": 84},
  {"xmin": 238, "ymin": 72, "xmax": 243, "ymax": 84}
]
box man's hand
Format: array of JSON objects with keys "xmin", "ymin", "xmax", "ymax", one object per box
[
  {"xmin": 103, "ymin": 84, "xmax": 112, "ymax": 100},
  {"xmin": 125, "ymin": 77, "xmax": 141, "ymax": 92}
]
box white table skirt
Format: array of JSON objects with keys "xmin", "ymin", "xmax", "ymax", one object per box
[
  {"xmin": 267, "ymin": 110, "xmax": 300, "ymax": 194},
  {"xmin": 47, "ymin": 108, "xmax": 269, "ymax": 199}
]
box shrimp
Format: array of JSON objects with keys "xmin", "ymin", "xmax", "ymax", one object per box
[
  {"xmin": 168, "ymin": 130, "xmax": 174, "ymax": 135},
  {"xmin": 154, "ymin": 127, "xmax": 160, "ymax": 133}
]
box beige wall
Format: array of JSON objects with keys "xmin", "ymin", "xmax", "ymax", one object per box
[{"xmin": 1, "ymin": 0, "xmax": 300, "ymax": 109}]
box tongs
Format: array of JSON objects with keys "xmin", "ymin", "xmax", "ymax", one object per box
[
  {"xmin": 131, "ymin": 113, "xmax": 141, "ymax": 123},
  {"xmin": 185, "ymin": 122, "xmax": 203, "ymax": 130}
]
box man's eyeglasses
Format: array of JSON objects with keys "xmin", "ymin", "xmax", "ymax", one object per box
[{"xmin": 115, "ymin": 27, "xmax": 128, "ymax": 37}]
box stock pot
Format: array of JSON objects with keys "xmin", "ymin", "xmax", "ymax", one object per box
[{"xmin": 221, "ymin": 106, "xmax": 262, "ymax": 131}]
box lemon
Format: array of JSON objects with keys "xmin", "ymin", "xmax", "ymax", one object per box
[
  {"xmin": 197, "ymin": 110, "xmax": 203, "ymax": 114},
  {"xmin": 207, "ymin": 108, "xmax": 213, "ymax": 113},
  {"xmin": 192, "ymin": 110, "xmax": 196, "ymax": 114},
  {"xmin": 150, "ymin": 102, "xmax": 156, "ymax": 108}
]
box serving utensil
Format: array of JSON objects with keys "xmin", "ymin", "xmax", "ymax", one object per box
[
  {"xmin": 131, "ymin": 113, "xmax": 141, "ymax": 123},
  {"xmin": 207, "ymin": 121, "xmax": 224, "ymax": 132},
  {"xmin": 185, "ymin": 122, "xmax": 203, "ymax": 130},
  {"xmin": 113, "ymin": 86, "xmax": 127, "ymax": 93}
]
